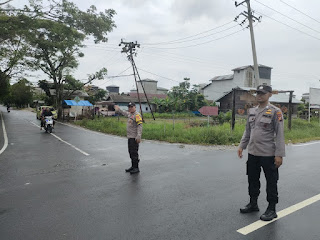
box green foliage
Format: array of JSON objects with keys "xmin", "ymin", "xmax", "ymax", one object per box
[
  {"xmin": 75, "ymin": 116, "xmax": 320, "ymax": 145},
  {"xmin": 85, "ymin": 86, "xmax": 107, "ymax": 105},
  {"xmin": 10, "ymin": 78, "xmax": 33, "ymax": 107},
  {"xmin": 152, "ymin": 78, "xmax": 208, "ymax": 113},
  {"xmin": 212, "ymin": 111, "xmax": 232, "ymax": 125},
  {"xmin": 1, "ymin": 0, "xmax": 116, "ymax": 118}
]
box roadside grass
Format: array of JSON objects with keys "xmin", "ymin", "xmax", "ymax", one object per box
[
  {"xmin": 74, "ymin": 117, "xmax": 320, "ymax": 145},
  {"xmin": 284, "ymin": 118, "xmax": 320, "ymax": 143}
]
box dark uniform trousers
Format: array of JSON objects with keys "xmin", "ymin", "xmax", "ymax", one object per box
[
  {"xmin": 128, "ymin": 138, "xmax": 140, "ymax": 168},
  {"xmin": 247, "ymin": 154, "xmax": 279, "ymax": 204}
]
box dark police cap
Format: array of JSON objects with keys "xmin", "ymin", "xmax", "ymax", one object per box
[
  {"xmin": 128, "ymin": 102, "xmax": 136, "ymax": 107},
  {"xmin": 256, "ymin": 85, "xmax": 272, "ymax": 94}
]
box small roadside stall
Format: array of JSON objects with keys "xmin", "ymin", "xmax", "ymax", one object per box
[{"xmin": 62, "ymin": 100, "xmax": 93, "ymax": 121}]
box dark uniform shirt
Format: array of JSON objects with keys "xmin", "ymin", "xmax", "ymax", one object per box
[{"xmin": 239, "ymin": 103, "xmax": 285, "ymax": 157}]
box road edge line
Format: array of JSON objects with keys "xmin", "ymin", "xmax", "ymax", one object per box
[
  {"xmin": 0, "ymin": 111, "xmax": 9, "ymax": 155},
  {"xmin": 29, "ymin": 121, "xmax": 89, "ymax": 156}
]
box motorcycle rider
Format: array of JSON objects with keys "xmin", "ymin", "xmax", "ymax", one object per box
[
  {"xmin": 7, "ymin": 104, "xmax": 10, "ymax": 112},
  {"xmin": 40, "ymin": 107, "xmax": 54, "ymax": 130}
]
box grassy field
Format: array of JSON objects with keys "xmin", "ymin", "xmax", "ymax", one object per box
[{"xmin": 74, "ymin": 116, "xmax": 320, "ymax": 145}]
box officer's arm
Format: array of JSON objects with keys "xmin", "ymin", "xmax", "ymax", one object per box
[
  {"xmin": 274, "ymin": 110, "xmax": 286, "ymax": 157},
  {"xmin": 239, "ymin": 113, "xmax": 251, "ymax": 150},
  {"xmin": 115, "ymin": 106, "xmax": 129, "ymax": 117}
]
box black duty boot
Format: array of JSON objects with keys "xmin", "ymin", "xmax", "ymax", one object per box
[
  {"xmin": 240, "ymin": 199, "xmax": 259, "ymax": 213},
  {"xmin": 260, "ymin": 209, "xmax": 277, "ymax": 221},
  {"xmin": 125, "ymin": 166, "xmax": 134, "ymax": 172},
  {"xmin": 129, "ymin": 168, "xmax": 140, "ymax": 174},
  {"xmin": 260, "ymin": 203, "xmax": 277, "ymax": 221}
]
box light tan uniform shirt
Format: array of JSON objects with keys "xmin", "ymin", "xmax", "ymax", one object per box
[
  {"xmin": 239, "ymin": 103, "xmax": 285, "ymax": 157},
  {"xmin": 118, "ymin": 109, "xmax": 143, "ymax": 139}
]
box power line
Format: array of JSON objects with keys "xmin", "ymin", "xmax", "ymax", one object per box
[
  {"xmin": 253, "ymin": 0, "xmax": 320, "ymax": 34},
  {"xmin": 280, "ymin": 0, "xmax": 320, "ymax": 25},
  {"xmin": 144, "ymin": 24, "xmax": 240, "ymax": 46},
  {"xmin": 144, "ymin": 27, "xmax": 246, "ymax": 50},
  {"xmin": 143, "ymin": 20, "xmax": 235, "ymax": 45},
  {"xmin": 136, "ymin": 68, "xmax": 180, "ymax": 83},
  {"xmin": 255, "ymin": 10, "xmax": 320, "ymax": 41}
]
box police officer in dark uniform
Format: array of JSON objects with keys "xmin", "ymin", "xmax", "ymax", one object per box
[
  {"xmin": 238, "ymin": 85, "xmax": 285, "ymax": 221},
  {"xmin": 114, "ymin": 102, "xmax": 143, "ymax": 174}
]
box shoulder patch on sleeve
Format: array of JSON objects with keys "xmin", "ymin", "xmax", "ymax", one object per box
[
  {"xmin": 135, "ymin": 113, "xmax": 143, "ymax": 124},
  {"xmin": 276, "ymin": 111, "xmax": 283, "ymax": 122}
]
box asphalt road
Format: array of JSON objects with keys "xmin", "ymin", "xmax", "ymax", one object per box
[{"xmin": 0, "ymin": 106, "xmax": 319, "ymax": 240}]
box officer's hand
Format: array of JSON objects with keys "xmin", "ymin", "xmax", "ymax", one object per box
[
  {"xmin": 136, "ymin": 138, "xmax": 141, "ymax": 144},
  {"xmin": 237, "ymin": 148, "xmax": 243, "ymax": 158},
  {"xmin": 274, "ymin": 156, "xmax": 283, "ymax": 168}
]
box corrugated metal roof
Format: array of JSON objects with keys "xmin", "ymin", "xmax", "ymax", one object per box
[
  {"xmin": 270, "ymin": 93, "xmax": 302, "ymax": 104},
  {"xmin": 210, "ymin": 74, "xmax": 234, "ymax": 82},
  {"xmin": 232, "ymin": 64, "xmax": 272, "ymax": 71},
  {"xmin": 138, "ymin": 78, "xmax": 157, "ymax": 82},
  {"xmin": 214, "ymin": 88, "xmax": 302, "ymax": 104},
  {"xmin": 64, "ymin": 100, "xmax": 93, "ymax": 106}
]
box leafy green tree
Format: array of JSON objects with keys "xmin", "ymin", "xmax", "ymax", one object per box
[
  {"xmin": 1, "ymin": 0, "xmax": 116, "ymax": 118},
  {"xmin": 85, "ymin": 87, "xmax": 107, "ymax": 105},
  {"xmin": 11, "ymin": 78, "xmax": 33, "ymax": 108},
  {"xmin": 155, "ymin": 78, "xmax": 208, "ymax": 112},
  {"xmin": 0, "ymin": 9, "xmax": 33, "ymax": 100}
]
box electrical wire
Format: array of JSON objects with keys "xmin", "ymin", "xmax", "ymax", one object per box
[
  {"xmin": 255, "ymin": 10, "xmax": 320, "ymax": 41},
  {"xmin": 152, "ymin": 24, "xmax": 239, "ymax": 45},
  {"xmin": 253, "ymin": 0, "xmax": 320, "ymax": 34},
  {"xmin": 142, "ymin": 20, "xmax": 235, "ymax": 45},
  {"xmin": 144, "ymin": 27, "xmax": 246, "ymax": 50},
  {"xmin": 279, "ymin": 0, "xmax": 320, "ymax": 25},
  {"xmin": 136, "ymin": 68, "xmax": 180, "ymax": 83}
]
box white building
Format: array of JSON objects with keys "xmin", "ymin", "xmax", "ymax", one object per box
[
  {"xmin": 131, "ymin": 79, "xmax": 169, "ymax": 95},
  {"xmin": 202, "ymin": 65, "xmax": 272, "ymax": 102}
]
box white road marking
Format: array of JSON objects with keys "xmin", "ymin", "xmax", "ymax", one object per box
[
  {"xmin": 237, "ymin": 193, "xmax": 320, "ymax": 235},
  {"xmin": 29, "ymin": 121, "xmax": 89, "ymax": 156},
  {"xmin": 50, "ymin": 133, "xmax": 90, "ymax": 156},
  {"xmin": 57, "ymin": 121, "xmax": 124, "ymax": 139},
  {"xmin": 0, "ymin": 111, "xmax": 9, "ymax": 155},
  {"xmin": 293, "ymin": 141, "xmax": 320, "ymax": 147}
]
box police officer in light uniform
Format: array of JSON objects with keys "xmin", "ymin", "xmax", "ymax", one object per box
[
  {"xmin": 238, "ymin": 85, "xmax": 285, "ymax": 221},
  {"xmin": 115, "ymin": 102, "xmax": 143, "ymax": 174}
]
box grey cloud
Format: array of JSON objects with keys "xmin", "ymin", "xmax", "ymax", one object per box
[{"xmin": 171, "ymin": 0, "xmax": 235, "ymax": 22}]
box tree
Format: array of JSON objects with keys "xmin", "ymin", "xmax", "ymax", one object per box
[
  {"xmin": 10, "ymin": 78, "xmax": 33, "ymax": 108},
  {"xmin": 85, "ymin": 86, "xmax": 107, "ymax": 105},
  {"xmin": 0, "ymin": 11, "xmax": 33, "ymax": 100},
  {"xmin": 157, "ymin": 78, "xmax": 208, "ymax": 112},
  {"xmin": 1, "ymin": 0, "xmax": 116, "ymax": 118}
]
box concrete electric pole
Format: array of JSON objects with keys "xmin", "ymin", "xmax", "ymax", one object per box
[
  {"xmin": 119, "ymin": 39, "xmax": 155, "ymax": 120},
  {"xmin": 235, "ymin": 0, "xmax": 262, "ymax": 87}
]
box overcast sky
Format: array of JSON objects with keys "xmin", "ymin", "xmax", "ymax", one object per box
[{"xmin": 10, "ymin": 0, "xmax": 320, "ymax": 98}]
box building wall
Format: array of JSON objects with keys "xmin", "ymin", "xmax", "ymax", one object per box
[
  {"xmin": 203, "ymin": 80, "xmax": 237, "ymax": 102},
  {"xmin": 157, "ymin": 89, "xmax": 168, "ymax": 94},
  {"xmin": 137, "ymin": 81, "xmax": 158, "ymax": 94},
  {"xmin": 219, "ymin": 90, "xmax": 299, "ymax": 115},
  {"xmin": 219, "ymin": 90, "xmax": 256, "ymax": 113},
  {"xmin": 117, "ymin": 103, "xmax": 155, "ymax": 113}
]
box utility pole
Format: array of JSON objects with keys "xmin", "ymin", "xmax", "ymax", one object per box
[
  {"xmin": 235, "ymin": 0, "xmax": 262, "ymax": 87},
  {"xmin": 119, "ymin": 39, "xmax": 155, "ymax": 120},
  {"xmin": 231, "ymin": 88, "xmax": 236, "ymax": 131}
]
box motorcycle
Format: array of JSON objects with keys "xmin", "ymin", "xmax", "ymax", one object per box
[{"xmin": 44, "ymin": 116, "xmax": 54, "ymax": 133}]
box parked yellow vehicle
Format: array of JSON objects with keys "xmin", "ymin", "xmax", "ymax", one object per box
[{"xmin": 36, "ymin": 106, "xmax": 57, "ymax": 120}]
